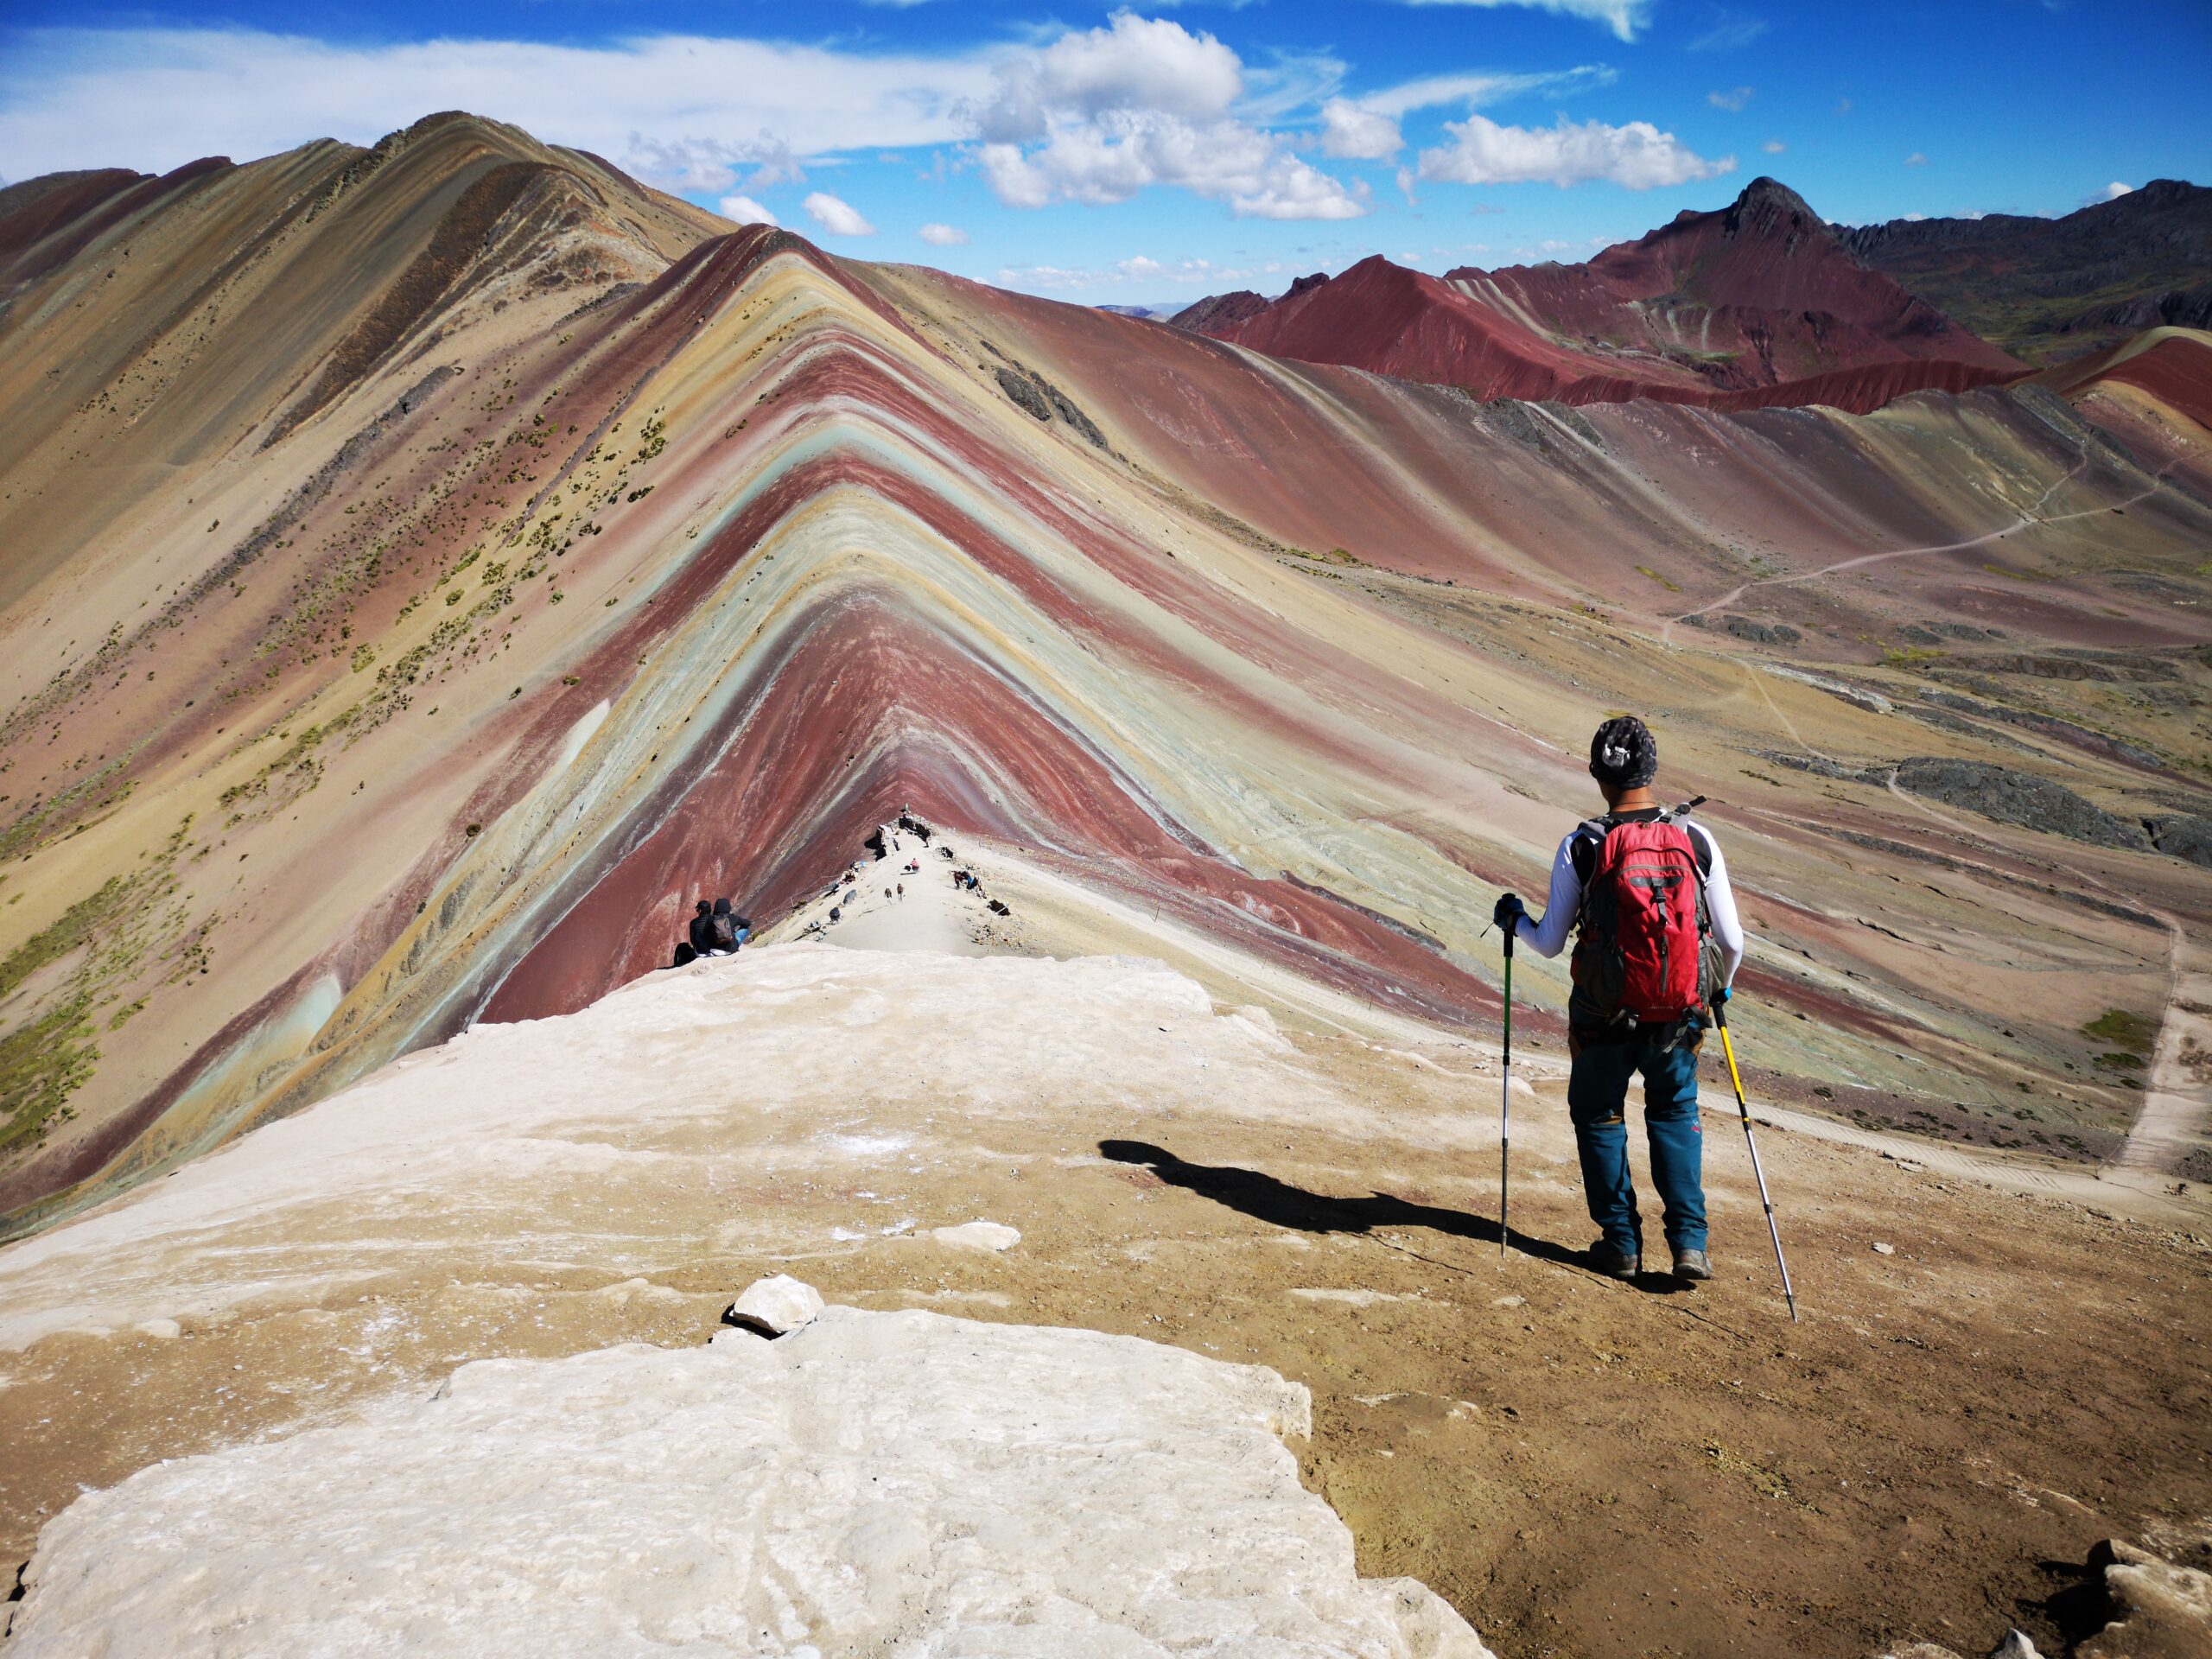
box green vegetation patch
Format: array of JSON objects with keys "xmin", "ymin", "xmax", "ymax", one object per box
[
  {"xmin": 1282, "ymin": 546, "xmax": 1363, "ymax": 568},
  {"xmin": 0, "ymin": 818, "xmax": 204, "ymax": 1163},
  {"xmin": 2082, "ymin": 1007, "xmax": 2157, "ymax": 1054},
  {"xmin": 0, "ymin": 878, "xmax": 130, "ymax": 1157}
]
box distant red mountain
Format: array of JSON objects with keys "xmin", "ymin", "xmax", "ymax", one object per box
[{"xmin": 1182, "ymin": 178, "xmax": 2024, "ymax": 414}]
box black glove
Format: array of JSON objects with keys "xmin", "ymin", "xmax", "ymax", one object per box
[{"xmin": 1492, "ymin": 893, "xmax": 1527, "ymax": 934}]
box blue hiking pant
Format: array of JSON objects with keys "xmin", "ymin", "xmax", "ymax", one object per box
[{"xmin": 1567, "ymin": 1020, "xmax": 1707, "ymax": 1255}]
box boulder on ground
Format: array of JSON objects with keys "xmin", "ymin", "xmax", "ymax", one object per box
[
  {"xmin": 932, "ymin": 1219, "xmax": 1021, "ymax": 1252},
  {"xmin": 1875, "ymin": 1631, "xmax": 2039, "ymax": 1658},
  {"xmin": 721, "ymin": 1273, "xmax": 825, "ymax": 1337},
  {"xmin": 2, "ymin": 1306, "xmax": 1494, "ymax": 1658},
  {"xmin": 2079, "ymin": 1536, "xmax": 2212, "ymax": 1659}
]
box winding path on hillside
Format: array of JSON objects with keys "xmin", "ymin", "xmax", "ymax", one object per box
[
  {"xmin": 1700, "ymin": 657, "xmax": 2209, "ymax": 1206},
  {"xmin": 1659, "ymin": 446, "xmax": 2183, "ymax": 646}
]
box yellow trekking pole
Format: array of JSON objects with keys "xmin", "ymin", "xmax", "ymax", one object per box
[{"xmin": 1712, "ymin": 995, "xmax": 1798, "ymax": 1321}]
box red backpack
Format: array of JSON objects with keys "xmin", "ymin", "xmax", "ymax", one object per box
[{"xmin": 1570, "ymin": 811, "xmax": 1716, "ymax": 1025}]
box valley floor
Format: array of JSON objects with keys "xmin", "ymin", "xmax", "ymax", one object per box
[{"xmin": 1, "ymin": 849, "xmax": 2207, "ymax": 1657}]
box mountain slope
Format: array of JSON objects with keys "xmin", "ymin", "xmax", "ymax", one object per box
[
  {"xmin": 1182, "ymin": 179, "xmax": 2022, "ymax": 413},
  {"xmin": 0, "ymin": 118, "xmax": 2208, "ymax": 1241},
  {"xmin": 1840, "ymin": 179, "xmax": 2212, "ymax": 365},
  {"xmin": 0, "ymin": 111, "xmax": 722, "ymax": 610}
]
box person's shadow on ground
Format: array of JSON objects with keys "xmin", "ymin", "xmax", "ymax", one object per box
[{"xmin": 1100, "ymin": 1137, "xmax": 1649, "ymax": 1282}]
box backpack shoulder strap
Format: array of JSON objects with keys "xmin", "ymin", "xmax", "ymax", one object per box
[
  {"xmin": 1569, "ymin": 817, "xmax": 1612, "ymax": 886},
  {"xmin": 1680, "ymin": 817, "xmax": 1716, "ymax": 880},
  {"xmin": 1658, "ymin": 798, "xmax": 1714, "ymax": 877}
]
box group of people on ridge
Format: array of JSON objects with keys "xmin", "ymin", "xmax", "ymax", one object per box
[{"xmin": 671, "ymin": 897, "xmax": 748, "ymax": 967}]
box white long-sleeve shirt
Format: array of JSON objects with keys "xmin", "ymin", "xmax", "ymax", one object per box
[{"xmin": 1510, "ymin": 815, "xmax": 1745, "ymax": 987}]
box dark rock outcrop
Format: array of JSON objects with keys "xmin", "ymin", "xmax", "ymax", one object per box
[
  {"xmin": 1722, "ymin": 615, "xmax": 1802, "ymax": 646},
  {"xmin": 994, "ymin": 365, "xmax": 1108, "ymax": 448},
  {"xmin": 994, "ymin": 366, "xmax": 1052, "ymax": 422},
  {"xmin": 1888, "ymin": 759, "xmax": 2150, "ymax": 849},
  {"xmin": 2145, "ymin": 814, "xmax": 2212, "ymax": 868}
]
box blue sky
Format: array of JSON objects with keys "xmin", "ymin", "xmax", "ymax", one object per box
[{"xmin": 3, "ymin": 0, "xmax": 2206, "ymax": 303}]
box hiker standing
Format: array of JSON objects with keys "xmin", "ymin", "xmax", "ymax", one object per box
[{"xmin": 1492, "ymin": 715, "xmax": 1744, "ymax": 1281}]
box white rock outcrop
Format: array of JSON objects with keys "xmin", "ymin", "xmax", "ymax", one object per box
[
  {"xmin": 721, "ymin": 1273, "xmax": 826, "ymax": 1337},
  {"xmin": 3, "ymin": 1306, "xmax": 1493, "ymax": 1658},
  {"xmin": 0, "ymin": 951, "xmax": 1354, "ymax": 1356}
]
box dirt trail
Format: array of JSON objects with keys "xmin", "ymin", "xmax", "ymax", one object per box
[
  {"xmin": 1871, "ymin": 776, "xmax": 2211, "ymax": 1192},
  {"xmin": 2112, "ymin": 929, "xmax": 2212, "ymax": 1178}
]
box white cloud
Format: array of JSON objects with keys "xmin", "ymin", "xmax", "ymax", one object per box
[
  {"xmin": 717, "ymin": 194, "xmax": 779, "ymax": 226},
  {"xmin": 973, "ymin": 15, "xmax": 1367, "ymax": 219},
  {"xmin": 1236, "ymin": 50, "xmax": 1350, "ymax": 124},
  {"xmin": 0, "ymin": 26, "xmax": 998, "ymax": 184},
  {"xmin": 1419, "ymin": 113, "xmax": 1734, "ymax": 190},
  {"xmin": 1376, "ymin": 67, "xmax": 1618, "ymax": 119},
  {"xmin": 1761, "ymin": 139, "xmax": 1786, "ymax": 154},
  {"xmin": 1396, "ymin": 0, "xmax": 1651, "ymax": 44},
  {"xmin": 1706, "ymin": 86, "xmax": 1753, "ymax": 111},
  {"xmin": 998, "ymin": 252, "xmax": 1298, "ymax": 292},
  {"xmin": 803, "ymin": 192, "xmax": 877, "ymax": 236},
  {"xmin": 981, "ymin": 120, "xmax": 1369, "ymax": 218},
  {"xmin": 1905, "ymin": 151, "xmax": 1927, "ymax": 167},
  {"xmin": 2096, "ymin": 180, "xmax": 2133, "ymax": 201},
  {"xmin": 1320, "ymin": 99, "xmax": 1404, "ymax": 160},
  {"xmin": 632, "ymin": 134, "xmax": 803, "ymax": 195},
  {"xmin": 1318, "ymin": 65, "xmax": 1615, "ymax": 162},
  {"xmin": 975, "ymin": 13, "xmax": 1241, "ymax": 144},
  {"xmin": 1688, "ymin": 13, "xmax": 1769, "ymax": 51},
  {"xmin": 995, "ymin": 264, "xmax": 1099, "ymax": 291},
  {"xmin": 917, "ymin": 222, "xmax": 969, "ymax": 245}
]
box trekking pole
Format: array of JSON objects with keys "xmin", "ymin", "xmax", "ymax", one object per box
[
  {"xmin": 1499, "ymin": 927, "xmax": 1513, "ymax": 1261},
  {"xmin": 1711, "ymin": 998, "xmax": 1798, "ymax": 1322}
]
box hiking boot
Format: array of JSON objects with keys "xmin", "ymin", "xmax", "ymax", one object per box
[
  {"xmin": 1671, "ymin": 1247, "xmax": 1713, "ymax": 1281},
  {"xmin": 1588, "ymin": 1238, "xmax": 1640, "ymax": 1280}
]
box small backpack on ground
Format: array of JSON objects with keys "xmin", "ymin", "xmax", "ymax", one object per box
[{"xmin": 1569, "ymin": 808, "xmax": 1719, "ymax": 1027}]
